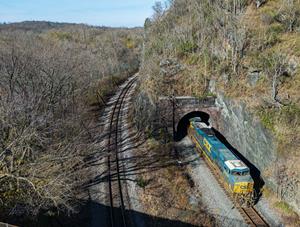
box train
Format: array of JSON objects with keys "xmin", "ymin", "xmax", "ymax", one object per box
[{"xmin": 188, "ymin": 117, "xmax": 254, "ymax": 206}]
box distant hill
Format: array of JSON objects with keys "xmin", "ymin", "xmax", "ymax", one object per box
[
  {"xmin": 0, "ymin": 21, "xmax": 76, "ymax": 32},
  {"xmin": 0, "ymin": 21, "xmax": 141, "ymax": 33}
]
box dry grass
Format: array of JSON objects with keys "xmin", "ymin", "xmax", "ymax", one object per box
[
  {"xmin": 132, "ymin": 138, "xmax": 214, "ymax": 226},
  {"xmin": 261, "ymin": 185, "xmax": 300, "ymax": 227},
  {"xmin": 138, "ymin": 0, "xmax": 300, "ymax": 219}
]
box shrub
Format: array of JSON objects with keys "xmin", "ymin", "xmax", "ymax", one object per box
[
  {"xmin": 0, "ymin": 25, "xmax": 142, "ymax": 220},
  {"xmin": 275, "ymin": 201, "xmax": 295, "ymax": 215},
  {"xmin": 136, "ymin": 177, "xmax": 151, "ymax": 188},
  {"xmin": 275, "ymin": 0, "xmax": 300, "ymax": 32},
  {"xmin": 177, "ymin": 40, "xmax": 198, "ymax": 56},
  {"xmin": 50, "ymin": 31, "xmax": 72, "ymax": 41},
  {"xmin": 267, "ymin": 23, "xmax": 285, "ymax": 34},
  {"xmin": 186, "ymin": 54, "xmax": 200, "ymax": 65},
  {"xmin": 257, "ymin": 107, "xmax": 277, "ymax": 131},
  {"xmin": 125, "ymin": 37, "xmax": 135, "ymax": 49},
  {"xmin": 261, "ymin": 10, "xmax": 277, "ymax": 25},
  {"xmin": 261, "ymin": 24, "xmax": 284, "ymax": 47},
  {"xmin": 280, "ymin": 103, "xmax": 300, "ymax": 126}
]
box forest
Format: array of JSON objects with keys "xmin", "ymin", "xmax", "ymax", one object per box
[
  {"xmin": 0, "ymin": 0, "xmax": 300, "ymax": 224},
  {"xmin": 0, "ymin": 21, "xmax": 142, "ymax": 219}
]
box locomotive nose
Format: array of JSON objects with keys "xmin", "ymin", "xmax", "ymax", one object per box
[{"xmin": 234, "ymin": 182, "xmax": 254, "ymax": 193}]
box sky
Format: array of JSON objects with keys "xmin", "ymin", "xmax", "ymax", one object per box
[{"xmin": 0, "ymin": 0, "xmax": 158, "ymax": 27}]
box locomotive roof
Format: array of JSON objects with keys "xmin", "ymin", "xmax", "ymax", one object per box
[
  {"xmin": 192, "ymin": 121, "xmax": 211, "ymax": 129},
  {"xmin": 192, "ymin": 121, "xmax": 249, "ymax": 172},
  {"xmin": 225, "ymin": 160, "xmax": 248, "ymax": 171}
]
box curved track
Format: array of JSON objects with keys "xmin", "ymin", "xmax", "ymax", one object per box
[{"xmin": 107, "ymin": 77, "xmax": 137, "ymax": 227}]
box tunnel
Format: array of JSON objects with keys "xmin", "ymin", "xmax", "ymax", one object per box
[
  {"xmin": 175, "ymin": 110, "xmax": 265, "ymax": 201},
  {"xmin": 176, "ymin": 111, "xmax": 210, "ymax": 141}
]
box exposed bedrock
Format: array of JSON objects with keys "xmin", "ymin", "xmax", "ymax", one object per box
[
  {"xmin": 215, "ymin": 95, "xmax": 276, "ymax": 175},
  {"xmin": 215, "ymin": 94, "xmax": 299, "ymax": 214},
  {"xmin": 134, "ymin": 88, "xmax": 299, "ymax": 213}
]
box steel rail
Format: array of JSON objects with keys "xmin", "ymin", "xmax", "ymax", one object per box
[
  {"xmin": 188, "ymin": 129, "xmax": 269, "ymax": 227},
  {"xmin": 107, "ymin": 77, "xmax": 137, "ymax": 227}
]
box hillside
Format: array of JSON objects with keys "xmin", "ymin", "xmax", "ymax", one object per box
[
  {"xmin": 1, "ymin": 1, "xmax": 299, "ymax": 225},
  {"xmin": 0, "ymin": 21, "xmax": 142, "ymax": 222},
  {"xmin": 0, "ymin": 21, "xmax": 82, "ymax": 32},
  {"xmin": 135, "ymin": 0, "xmax": 300, "ymax": 221}
]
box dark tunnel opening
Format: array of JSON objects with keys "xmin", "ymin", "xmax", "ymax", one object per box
[{"xmin": 176, "ymin": 111, "xmax": 210, "ymax": 141}]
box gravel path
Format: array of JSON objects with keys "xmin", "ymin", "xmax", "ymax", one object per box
[{"xmin": 176, "ymin": 136, "xmax": 247, "ymax": 227}]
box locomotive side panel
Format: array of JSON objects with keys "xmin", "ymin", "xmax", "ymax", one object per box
[{"xmin": 188, "ymin": 119, "xmax": 254, "ymax": 201}]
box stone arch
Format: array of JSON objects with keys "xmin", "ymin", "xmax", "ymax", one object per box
[{"xmin": 176, "ymin": 111, "xmax": 210, "ymax": 141}]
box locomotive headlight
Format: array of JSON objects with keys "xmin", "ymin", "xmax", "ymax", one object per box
[{"xmin": 241, "ymin": 185, "xmax": 247, "ymax": 189}]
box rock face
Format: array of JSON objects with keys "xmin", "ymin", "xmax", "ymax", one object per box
[
  {"xmin": 215, "ymin": 94, "xmax": 300, "ymax": 214},
  {"xmin": 133, "ymin": 91, "xmax": 157, "ymax": 132},
  {"xmin": 247, "ymin": 69, "xmax": 262, "ymax": 87},
  {"xmin": 134, "ymin": 87, "xmax": 300, "ymax": 213},
  {"xmin": 215, "ymin": 95, "xmax": 277, "ymax": 189}
]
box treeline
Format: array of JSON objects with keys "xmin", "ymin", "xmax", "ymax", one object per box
[{"xmin": 0, "ymin": 22, "xmax": 142, "ymax": 220}]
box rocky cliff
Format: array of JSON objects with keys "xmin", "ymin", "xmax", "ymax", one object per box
[
  {"xmin": 215, "ymin": 94, "xmax": 299, "ymax": 214},
  {"xmin": 136, "ymin": 0, "xmax": 300, "ymax": 217}
]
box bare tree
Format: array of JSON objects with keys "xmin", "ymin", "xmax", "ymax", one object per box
[
  {"xmin": 0, "ymin": 24, "xmax": 142, "ymax": 219},
  {"xmin": 152, "ymin": 1, "xmax": 165, "ymax": 20},
  {"xmin": 277, "ymin": 0, "xmax": 300, "ymax": 32},
  {"xmin": 262, "ymin": 53, "xmax": 289, "ymax": 106}
]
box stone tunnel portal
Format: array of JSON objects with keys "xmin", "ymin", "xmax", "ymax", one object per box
[{"xmin": 176, "ymin": 111, "xmax": 210, "ymax": 141}]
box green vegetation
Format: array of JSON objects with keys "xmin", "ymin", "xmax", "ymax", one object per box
[
  {"xmin": 136, "ymin": 177, "xmax": 151, "ymax": 188},
  {"xmin": 137, "ymin": 0, "xmax": 300, "ymax": 155},
  {"xmin": 177, "ymin": 41, "xmax": 198, "ymax": 56},
  {"xmin": 134, "ymin": 0, "xmax": 300, "ymax": 216},
  {"xmin": 257, "ymin": 107, "xmax": 277, "ymax": 131},
  {"xmin": 275, "ymin": 201, "xmax": 296, "ymax": 215}
]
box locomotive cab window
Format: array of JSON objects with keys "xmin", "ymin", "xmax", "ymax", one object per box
[
  {"xmin": 232, "ymin": 170, "xmax": 249, "ymax": 176},
  {"xmin": 241, "ymin": 170, "xmax": 250, "ymax": 176},
  {"xmin": 224, "ymin": 166, "xmax": 230, "ymax": 173},
  {"xmin": 232, "ymin": 171, "xmax": 242, "ymax": 176}
]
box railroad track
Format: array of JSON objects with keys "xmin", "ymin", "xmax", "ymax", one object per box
[
  {"xmin": 107, "ymin": 76, "xmax": 137, "ymax": 227},
  {"xmin": 240, "ymin": 207, "xmax": 269, "ymax": 227},
  {"xmin": 188, "ymin": 132, "xmax": 269, "ymax": 227}
]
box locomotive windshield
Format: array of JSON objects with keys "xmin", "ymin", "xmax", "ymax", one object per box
[
  {"xmin": 191, "ymin": 117, "xmax": 202, "ymax": 122},
  {"xmin": 225, "ymin": 160, "xmax": 249, "ymax": 176},
  {"xmin": 232, "ymin": 170, "xmax": 250, "ymax": 176}
]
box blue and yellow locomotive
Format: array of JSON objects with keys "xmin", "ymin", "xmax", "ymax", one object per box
[{"xmin": 188, "ymin": 117, "xmax": 254, "ymax": 205}]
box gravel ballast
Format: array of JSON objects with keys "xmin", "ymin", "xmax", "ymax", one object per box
[{"xmin": 176, "ymin": 136, "xmax": 247, "ymax": 227}]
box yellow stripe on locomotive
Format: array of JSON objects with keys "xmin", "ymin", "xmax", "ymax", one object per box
[
  {"xmin": 233, "ymin": 182, "xmax": 254, "ymax": 194},
  {"xmin": 188, "ymin": 118, "xmax": 254, "ymax": 206},
  {"xmin": 203, "ymin": 138, "xmax": 211, "ymax": 152}
]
